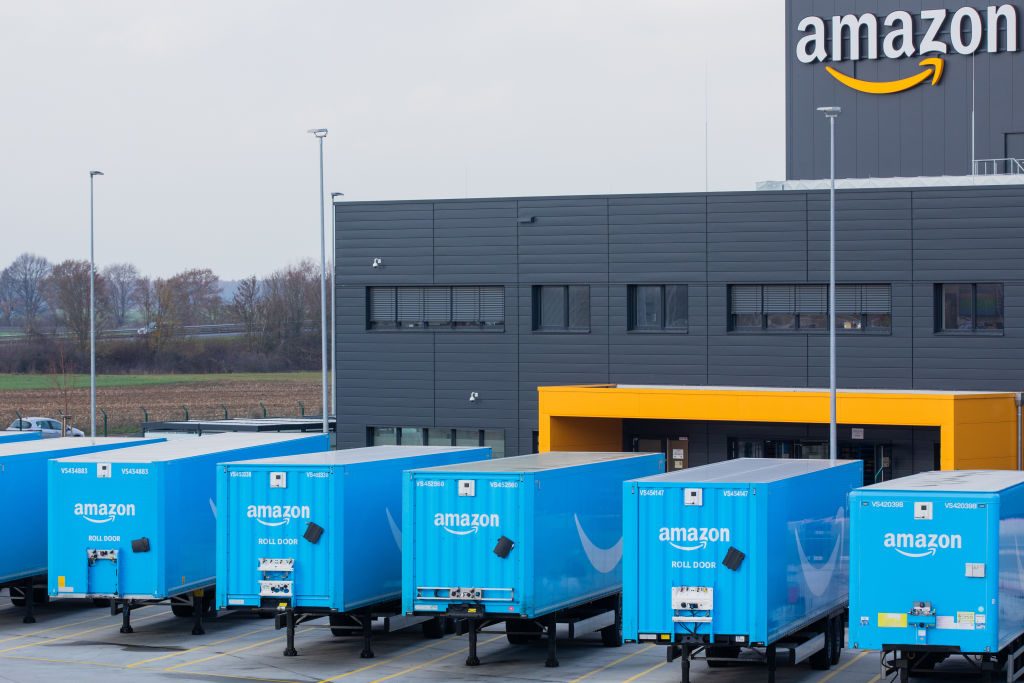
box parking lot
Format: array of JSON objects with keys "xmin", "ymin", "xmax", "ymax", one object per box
[{"xmin": 0, "ymin": 593, "xmax": 931, "ymax": 683}]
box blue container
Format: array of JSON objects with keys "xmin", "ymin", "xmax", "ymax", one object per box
[
  {"xmin": 623, "ymin": 458, "xmax": 861, "ymax": 646},
  {"xmin": 216, "ymin": 446, "xmax": 491, "ymax": 611},
  {"xmin": 47, "ymin": 432, "xmax": 327, "ymax": 600},
  {"xmin": 403, "ymin": 451, "xmax": 664, "ymax": 619},
  {"xmin": 0, "ymin": 437, "xmax": 165, "ymax": 586},
  {"xmin": 849, "ymin": 470, "xmax": 1024, "ymax": 654},
  {"xmin": 0, "ymin": 431, "xmax": 42, "ymax": 444}
]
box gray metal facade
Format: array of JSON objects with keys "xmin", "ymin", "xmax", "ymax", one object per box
[
  {"xmin": 335, "ymin": 185, "xmax": 1024, "ymax": 457},
  {"xmin": 786, "ymin": 0, "xmax": 1024, "ymax": 180}
]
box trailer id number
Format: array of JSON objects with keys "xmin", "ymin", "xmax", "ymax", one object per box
[
  {"xmin": 490, "ymin": 481, "xmax": 518, "ymax": 489},
  {"xmin": 60, "ymin": 467, "xmax": 88, "ymax": 475},
  {"xmin": 723, "ymin": 490, "xmax": 748, "ymax": 497},
  {"xmin": 229, "ymin": 471, "xmax": 252, "ymax": 478},
  {"xmin": 88, "ymin": 535, "xmax": 121, "ymax": 542},
  {"xmin": 416, "ymin": 480, "xmax": 445, "ymax": 488},
  {"xmin": 639, "ymin": 489, "xmax": 663, "ymax": 496},
  {"xmin": 672, "ymin": 560, "xmax": 716, "ymax": 569},
  {"xmin": 871, "ymin": 501, "xmax": 904, "ymax": 508},
  {"xmin": 258, "ymin": 538, "xmax": 298, "ymax": 546},
  {"xmin": 306, "ymin": 472, "xmax": 329, "ymax": 479},
  {"xmin": 945, "ymin": 502, "xmax": 979, "ymax": 510},
  {"xmin": 122, "ymin": 468, "xmax": 149, "ymax": 476}
]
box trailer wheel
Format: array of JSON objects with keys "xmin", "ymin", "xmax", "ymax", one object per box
[
  {"xmin": 329, "ymin": 613, "xmax": 353, "ymax": 637},
  {"xmin": 506, "ymin": 620, "xmax": 543, "ymax": 645},
  {"xmin": 600, "ymin": 621, "xmax": 622, "ymax": 647},
  {"xmin": 809, "ymin": 619, "xmax": 833, "ymax": 670},
  {"xmin": 9, "ymin": 593, "xmax": 25, "ymax": 608},
  {"xmin": 171, "ymin": 603, "xmax": 194, "ymax": 618},
  {"xmin": 421, "ymin": 617, "xmax": 445, "ymax": 639},
  {"xmin": 830, "ymin": 616, "xmax": 843, "ymax": 665},
  {"xmin": 92, "ymin": 598, "xmax": 111, "ymax": 608}
]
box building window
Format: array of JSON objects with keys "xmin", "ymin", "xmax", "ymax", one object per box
[
  {"xmin": 369, "ymin": 425, "xmax": 505, "ymax": 457},
  {"xmin": 936, "ymin": 283, "xmax": 1004, "ymax": 333},
  {"xmin": 368, "ymin": 286, "xmax": 504, "ymax": 330},
  {"xmin": 729, "ymin": 284, "xmax": 891, "ymax": 333},
  {"xmin": 532, "ymin": 285, "xmax": 590, "ymax": 332},
  {"xmin": 628, "ymin": 285, "xmax": 688, "ymax": 332}
]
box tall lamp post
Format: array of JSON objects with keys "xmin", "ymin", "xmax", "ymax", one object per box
[
  {"xmin": 817, "ymin": 106, "xmax": 841, "ymax": 464},
  {"xmin": 330, "ymin": 192, "xmax": 344, "ymax": 429},
  {"xmin": 308, "ymin": 128, "xmax": 329, "ymax": 437},
  {"xmin": 89, "ymin": 170, "xmax": 104, "ymax": 444}
]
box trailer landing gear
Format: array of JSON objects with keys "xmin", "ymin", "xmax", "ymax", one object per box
[{"xmin": 545, "ymin": 617, "xmax": 558, "ymax": 668}]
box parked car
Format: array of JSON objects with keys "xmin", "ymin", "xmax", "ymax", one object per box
[
  {"xmin": 6, "ymin": 417, "xmax": 84, "ymax": 438},
  {"xmin": 137, "ymin": 322, "xmax": 156, "ymax": 336}
]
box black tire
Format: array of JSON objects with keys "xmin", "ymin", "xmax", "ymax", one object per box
[
  {"xmin": 329, "ymin": 613, "xmax": 354, "ymax": 637},
  {"xmin": 830, "ymin": 616, "xmax": 843, "ymax": 665},
  {"xmin": 171, "ymin": 603, "xmax": 194, "ymax": 618},
  {"xmin": 601, "ymin": 621, "xmax": 622, "ymax": 647},
  {"xmin": 706, "ymin": 646, "xmax": 741, "ymax": 668},
  {"xmin": 421, "ymin": 617, "xmax": 445, "ymax": 639},
  {"xmin": 92, "ymin": 598, "xmax": 111, "ymax": 608},
  {"xmin": 9, "ymin": 595, "xmax": 25, "ymax": 607},
  {"xmin": 444, "ymin": 617, "xmax": 457, "ymax": 635},
  {"xmin": 505, "ymin": 620, "xmax": 543, "ymax": 645},
  {"xmin": 809, "ymin": 619, "xmax": 833, "ymax": 671}
]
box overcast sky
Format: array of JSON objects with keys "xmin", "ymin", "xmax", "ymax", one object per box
[{"xmin": 0, "ymin": 1, "xmax": 785, "ymax": 279}]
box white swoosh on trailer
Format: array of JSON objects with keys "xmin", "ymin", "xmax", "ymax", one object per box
[
  {"xmin": 386, "ymin": 507, "xmax": 402, "ymax": 550},
  {"xmin": 574, "ymin": 514, "xmax": 622, "ymax": 574},
  {"xmin": 795, "ymin": 506, "xmax": 845, "ymax": 597}
]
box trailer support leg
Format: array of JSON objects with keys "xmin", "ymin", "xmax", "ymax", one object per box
[
  {"xmin": 466, "ymin": 620, "xmax": 480, "ymax": 667},
  {"xmin": 679, "ymin": 645, "xmax": 691, "ymax": 683},
  {"xmin": 981, "ymin": 653, "xmax": 994, "ymax": 683},
  {"xmin": 21, "ymin": 581, "xmax": 35, "ymax": 624},
  {"xmin": 359, "ymin": 614, "xmax": 375, "ymax": 659},
  {"xmin": 191, "ymin": 592, "xmax": 205, "ymax": 636},
  {"xmin": 767, "ymin": 643, "xmax": 777, "ymax": 683},
  {"xmin": 282, "ymin": 609, "xmax": 298, "ymax": 657},
  {"xmin": 545, "ymin": 616, "xmax": 559, "ymax": 668},
  {"xmin": 120, "ymin": 602, "xmax": 133, "ymax": 634}
]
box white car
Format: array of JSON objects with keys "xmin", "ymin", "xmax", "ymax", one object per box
[{"xmin": 6, "ymin": 417, "xmax": 84, "ymax": 438}]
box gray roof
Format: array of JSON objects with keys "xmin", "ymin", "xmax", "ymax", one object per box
[
  {"xmin": 0, "ymin": 437, "xmax": 158, "ymax": 458},
  {"xmin": 54, "ymin": 432, "xmax": 324, "ymax": 464},
  {"xmin": 862, "ymin": 470, "xmax": 1024, "ymax": 493},
  {"xmin": 634, "ymin": 458, "xmax": 860, "ymax": 484},
  {"xmin": 414, "ymin": 451, "xmax": 660, "ymax": 474},
  {"xmin": 224, "ymin": 445, "xmax": 488, "ymax": 467}
]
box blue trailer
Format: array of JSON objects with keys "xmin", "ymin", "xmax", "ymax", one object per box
[
  {"xmin": 216, "ymin": 445, "xmax": 491, "ymax": 657},
  {"xmin": 403, "ymin": 451, "xmax": 664, "ymax": 668},
  {"xmin": 849, "ymin": 470, "xmax": 1024, "ymax": 682},
  {"xmin": 0, "ymin": 431, "xmax": 42, "ymax": 444},
  {"xmin": 47, "ymin": 432, "xmax": 327, "ymax": 635},
  {"xmin": 0, "ymin": 437, "xmax": 165, "ymax": 623},
  {"xmin": 623, "ymin": 458, "xmax": 861, "ymax": 683}
]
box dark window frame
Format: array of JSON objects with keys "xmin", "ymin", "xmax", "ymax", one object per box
[
  {"xmin": 728, "ymin": 284, "xmax": 892, "ymax": 334},
  {"xmin": 368, "ymin": 425, "xmax": 505, "ymax": 458},
  {"xmin": 531, "ymin": 285, "xmax": 591, "ymax": 333},
  {"xmin": 627, "ymin": 284, "xmax": 689, "ymax": 333},
  {"xmin": 934, "ymin": 283, "xmax": 1005, "ymax": 335},
  {"xmin": 367, "ymin": 285, "xmax": 505, "ymax": 332}
]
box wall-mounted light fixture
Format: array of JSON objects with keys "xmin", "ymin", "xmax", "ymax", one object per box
[
  {"xmin": 372, "ymin": 258, "xmax": 383, "ymax": 268},
  {"xmin": 469, "ymin": 392, "xmax": 479, "ymax": 402}
]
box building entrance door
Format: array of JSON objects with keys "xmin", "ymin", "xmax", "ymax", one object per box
[
  {"xmin": 840, "ymin": 443, "xmax": 892, "ymax": 485},
  {"xmin": 631, "ymin": 436, "xmax": 688, "ymax": 471}
]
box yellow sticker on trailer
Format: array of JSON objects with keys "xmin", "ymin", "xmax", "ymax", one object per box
[{"xmin": 878, "ymin": 613, "xmax": 908, "ymax": 628}]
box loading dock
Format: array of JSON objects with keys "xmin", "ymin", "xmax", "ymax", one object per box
[{"xmin": 539, "ymin": 385, "xmax": 1021, "ymax": 478}]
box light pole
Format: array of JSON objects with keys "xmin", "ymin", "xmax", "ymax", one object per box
[
  {"xmin": 89, "ymin": 170, "xmax": 104, "ymax": 444},
  {"xmin": 308, "ymin": 128, "xmax": 329, "ymax": 437},
  {"xmin": 330, "ymin": 192, "xmax": 344, "ymax": 431},
  {"xmin": 817, "ymin": 106, "xmax": 841, "ymax": 465}
]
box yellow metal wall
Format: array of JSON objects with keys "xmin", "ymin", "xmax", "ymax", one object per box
[{"xmin": 538, "ymin": 386, "xmax": 1020, "ymax": 471}]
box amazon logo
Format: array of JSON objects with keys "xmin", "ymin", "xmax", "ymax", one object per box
[
  {"xmin": 73, "ymin": 501, "xmax": 136, "ymax": 524},
  {"xmin": 884, "ymin": 531, "xmax": 962, "ymax": 558},
  {"xmin": 658, "ymin": 526, "xmax": 731, "ymax": 552},
  {"xmin": 796, "ymin": 5, "xmax": 1019, "ymax": 95},
  {"xmin": 433, "ymin": 511, "xmax": 499, "ymax": 536}
]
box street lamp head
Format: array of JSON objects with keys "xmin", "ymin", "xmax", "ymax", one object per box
[
  {"xmin": 90, "ymin": 170, "xmax": 104, "ymax": 177},
  {"xmin": 817, "ymin": 106, "xmax": 842, "ymax": 118},
  {"xmin": 307, "ymin": 128, "xmax": 328, "ymax": 138}
]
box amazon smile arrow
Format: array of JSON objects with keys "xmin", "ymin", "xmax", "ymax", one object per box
[{"xmin": 826, "ymin": 57, "xmax": 945, "ymax": 95}]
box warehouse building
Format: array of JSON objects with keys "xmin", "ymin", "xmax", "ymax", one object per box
[{"xmin": 335, "ymin": 0, "xmax": 1024, "ymax": 481}]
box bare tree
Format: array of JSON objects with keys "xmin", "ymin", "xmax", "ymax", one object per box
[
  {"xmin": 7, "ymin": 253, "xmax": 51, "ymax": 331},
  {"xmin": 260, "ymin": 260, "xmax": 320, "ymax": 352},
  {"xmin": 135, "ymin": 277, "xmax": 156, "ymax": 326},
  {"xmin": 164, "ymin": 268, "xmax": 221, "ymax": 327},
  {"xmin": 45, "ymin": 259, "xmax": 108, "ymax": 349},
  {"xmin": 103, "ymin": 263, "xmax": 141, "ymax": 327},
  {"xmin": 0, "ymin": 267, "xmax": 15, "ymax": 326},
  {"xmin": 231, "ymin": 276, "xmax": 262, "ymax": 351}
]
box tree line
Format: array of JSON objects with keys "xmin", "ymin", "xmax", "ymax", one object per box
[{"xmin": 0, "ymin": 254, "xmax": 329, "ymax": 373}]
